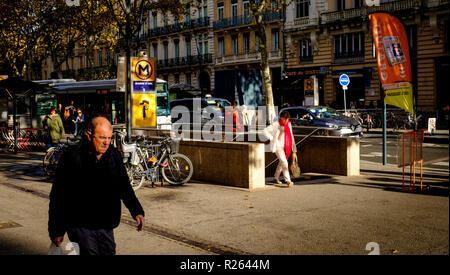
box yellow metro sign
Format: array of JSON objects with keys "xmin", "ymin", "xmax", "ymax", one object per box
[
  {"xmin": 131, "ymin": 57, "xmax": 156, "ymax": 128},
  {"xmin": 132, "ymin": 58, "xmax": 155, "ymax": 81},
  {"xmin": 132, "ymin": 93, "xmax": 156, "ymax": 127}
]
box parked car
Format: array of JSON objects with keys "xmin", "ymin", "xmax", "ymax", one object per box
[
  {"xmin": 205, "ymin": 97, "xmax": 232, "ymax": 113},
  {"xmin": 280, "ymin": 106, "xmax": 363, "ymax": 137},
  {"xmin": 170, "ymin": 98, "xmax": 224, "ymax": 128}
]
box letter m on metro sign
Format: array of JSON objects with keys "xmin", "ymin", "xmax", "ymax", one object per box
[{"xmin": 131, "ymin": 58, "xmax": 156, "ymax": 93}]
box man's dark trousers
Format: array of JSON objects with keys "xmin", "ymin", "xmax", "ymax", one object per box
[{"xmin": 67, "ymin": 228, "xmax": 116, "ymax": 255}]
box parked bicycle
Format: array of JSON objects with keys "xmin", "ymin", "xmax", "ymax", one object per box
[
  {"xmin": 42, "ymin": 136, "xmax": 81, "ymax": 177},
  {"xmin": 113, "ymin": 131, "xmax": 193, "ymax": 191}
]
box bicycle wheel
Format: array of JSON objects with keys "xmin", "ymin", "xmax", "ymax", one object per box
[
  {"xmin": 43, "ymin": 147, "xmax": 57, "ymax": 177},
  {"xmin": 161, "ymin": 153, "xmax": 193, "ymax": 185},
  {"xmin": 125, "ymin": 163, "xmax": 146, "ymax": 191}
]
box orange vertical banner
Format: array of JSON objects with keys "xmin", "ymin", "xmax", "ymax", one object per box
[{"xmin": 369, "ymin": 13, "xmax": 414, "ymax": 115}]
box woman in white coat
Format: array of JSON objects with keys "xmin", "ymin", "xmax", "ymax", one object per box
[{"xmin": 263, "ymin": 110, "xmax": 297, "ymax": 187}]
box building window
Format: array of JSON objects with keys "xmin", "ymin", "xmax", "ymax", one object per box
[
  {"xmin": 232, "ymin": 35, "xmax": 238, "ymax": 54},
  {"xmin": 218, "ymin": 37, "xmax": 225, "ymax": 56},
  {"xmin": 185, "ymin": 5, "xmax": 190, "ymax": 23},
  {"xmin": 296, "ymin": 0, "xmax": 309, "ymax": 18},
  {"xmin": 198, "ymin": 41, "xmax": 203, "ymax": 55},
  {"xmin": 336, "ymin": 0, "xmax": 345, "ymax": 11},
  {"xmin": 204, "ymin": 39, "xmax": 209, "ymax": 54},
  {"xmin": 405, "ymin": 25, "xmax": 417, "ymax": 57},
  {"xmin": 174, "ymin": 40, "xmax": 180, "ymax": 59},
  {"xmin": 218, "ymin": 2, "xmax": 224, "ymax": 21},
  {"xmin": 198, "ymin": 6, "xmax": 202, "ymax": 18},
  {"xmin": 153, "ymin": 43, "xmax": 158, "ymax": 59},
  {"xmin": 231, "ymin": 1, "xmax": 238, "ymax": 25},
  {"xmin": 256, "ymin": 33, "xmax": 261, "ymax": 51},
  {"xmin": 163, "ymin": 42, "xmax": 168, "ymax": 60},
  {"xmin": 152, "ymin": 12, "xmax": 157, "ymax": 29},
  {"xmin": 243, "ymin": 33, "xmax": 250, "ymax": 53},
  {"xmin": 243, "ymin": 1, "xmax": 250, "ymax": 17},
  {"xmin": 334, "ymin": 32, "xmax": 365, "ymax": 62},
  {"xmin": 174, "ymin": 74, "xmax": 180, "ymax": 84},
  {"xmin": 353, "ymin": 0, "xmax": 362, "ymax": 8},
  {"xmin": 186, "ymin": 73, "xmax": 191, "ymax": 85},
  {"xmin": 186, "ymin": 38, "xmax": 191, "ymax": 56},
  {"xmin": 271, "ymin": 29, "xmax": 280, "ymax": 50},
  {"xmin": 300, "ymin": 39, "xmax": 313, "ymax": 63}
]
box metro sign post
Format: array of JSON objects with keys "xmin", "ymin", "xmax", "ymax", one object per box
[
  {"xmin": 339, "ymin": 74, "xmax": 350, "ymax": 114},
  {"xmin": 131, "ymin": 57, "xmax": 157, "ymax": 128}
]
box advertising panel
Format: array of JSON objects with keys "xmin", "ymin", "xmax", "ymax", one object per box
[{"xmin": 369, "ymin": 13, "xmax": 414, "ymax": 114}]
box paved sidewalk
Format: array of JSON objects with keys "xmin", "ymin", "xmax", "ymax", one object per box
[{"xmin": 0, "ymin": 150, "xmax": 448, "ymax": 255}]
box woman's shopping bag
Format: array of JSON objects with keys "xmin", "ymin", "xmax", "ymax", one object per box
[
  {"xmin": 48, "ymin": 242, "xmax": 63, "ymax": 255},
  {"xmin": 290, "ymin": 153, "xmax": 301, "ymax": 178}
]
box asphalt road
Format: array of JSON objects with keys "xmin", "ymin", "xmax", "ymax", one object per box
[{"xmin": 360, "ymin": 132, "xmax": 449, "ymax": 169}]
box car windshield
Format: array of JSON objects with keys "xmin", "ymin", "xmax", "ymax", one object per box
[
  {"xmin": 307, "ymin": 107, "xmax": 341, "ymax": 119},
  {"xmin": 206, "ymin": 98, "xmax": 232, "ymax": 109}
]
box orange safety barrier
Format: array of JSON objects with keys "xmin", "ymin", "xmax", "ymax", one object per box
[{"xmin": 397, "ymin": 129, "xmax": 428, "ymax": 192}]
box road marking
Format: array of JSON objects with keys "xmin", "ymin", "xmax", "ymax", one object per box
[
  {"xmin": 366, "ymin": 152, "xmax": 396, "ymax": 157},
  {"xmin": 430, "ymin": 162, "xmax": 449, "ymax": 166},
  {"xmin": 0, "ymin": 221, "xmax": 23, "ymax": 230},
  {"xmin": 360, "ymin": 154, "xmax": 376, "ymax": 158},
  {"xmin": 422, "ymin": 157, "xmax": 450, "ymax": 166}
]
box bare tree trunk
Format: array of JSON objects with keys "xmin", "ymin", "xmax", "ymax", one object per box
[{"xmin": 255, "ymin": 8, "xmax": 276, "ymax": 124}]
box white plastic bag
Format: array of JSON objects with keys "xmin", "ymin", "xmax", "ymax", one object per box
[{"xmin": 48, "ymin": 242, "xmax": 63, "ymax": 255}]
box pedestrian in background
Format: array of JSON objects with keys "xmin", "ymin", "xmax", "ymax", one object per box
[
  {"xmin": 42, "ymin": 107, "xmax": 65, "ymax": 149},
  {"xmin": 225, "ymin": 100, "xmax": 244, "ymax": 132},
  {"xmin": 65, "ymin": 100, "xmax": 76, "ymax": 134},
  {"xmin": 48, "ymin": 116, "xmax": 145, "ymax": 255},
  {"xmin": 72, "ymin": 108, "xmax": 85, "ymax": 136},
  {"xmin": 263, "ymin": 110, "xmax": 297, "ymax": 187}
]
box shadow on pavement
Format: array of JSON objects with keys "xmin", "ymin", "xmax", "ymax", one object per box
[
  {"xmin": 339, "ymin": 181, "xmax": 449, "ymax": 197},
  {"xmin": 361, "ymin": 169, "xmax": 449, "ymax": 180},
  {"xmin": 0, "ymin": 236, "xmax": 44, "ymax": 255},
  {"xmin": 0, "ymin": 151, "xmax": 50, "ymax": 184},
  {"xmin": 266, "ymin": 175, "xmax": 336, "ymax": 186}
]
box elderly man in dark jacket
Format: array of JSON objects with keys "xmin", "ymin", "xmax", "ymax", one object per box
[{"xmin": 48, "ymin": 116, "xmax": 145, "ymax": 255}]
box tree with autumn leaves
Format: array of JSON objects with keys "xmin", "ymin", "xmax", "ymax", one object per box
[
  {"xmin": 0, "ymin": 0, "xmax": 191, "ymax": 80},
  {"xmin": 0, "ymin": 0, "xmax": 290, "ymax": 119}
]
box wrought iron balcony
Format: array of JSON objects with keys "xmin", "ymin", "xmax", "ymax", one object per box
[
  {"xmin": 334, "ymin": 52, "xmax": 365, "ymax": 64},
  {"xmin": 213, "ymin": 12, "xmax": 282, "ymax": 31},
  {"xmin": 321, "ymin": 0, "xmax": 419, "ymax": 24},
  {"xmin": 215, "ymin": 49, "xmax": 282, "ymax": 66},
  {"xmin": 157, "ymin": 54, "xmax": 213, "ymax": 69},
  {"xmin": 147, "ymin": 17, "xmax": 210, "ymax": 37}
]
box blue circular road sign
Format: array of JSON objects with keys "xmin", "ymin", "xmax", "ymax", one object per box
[{"xmin": 339, "ymin": 74, "xmax": 350, "ymax": 87}]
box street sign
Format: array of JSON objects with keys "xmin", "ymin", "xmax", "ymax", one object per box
[
  {"xmin": 131, "ymin": 57, "xmax": 156, "ymax": 128},
  {"xmin": 339, "ymin": 74, "xmax": 350, "ymax": 115},
  {"xmin": 339, "ymin": 74, "xmax": 350, "ymax": 88},
  {"xmin": 133, "ymin": 93, "xmax": 156, "ymax": 127},
  {"xmin": 131, "ymin": 58, "xmax": 156, "ymax": 92}
]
